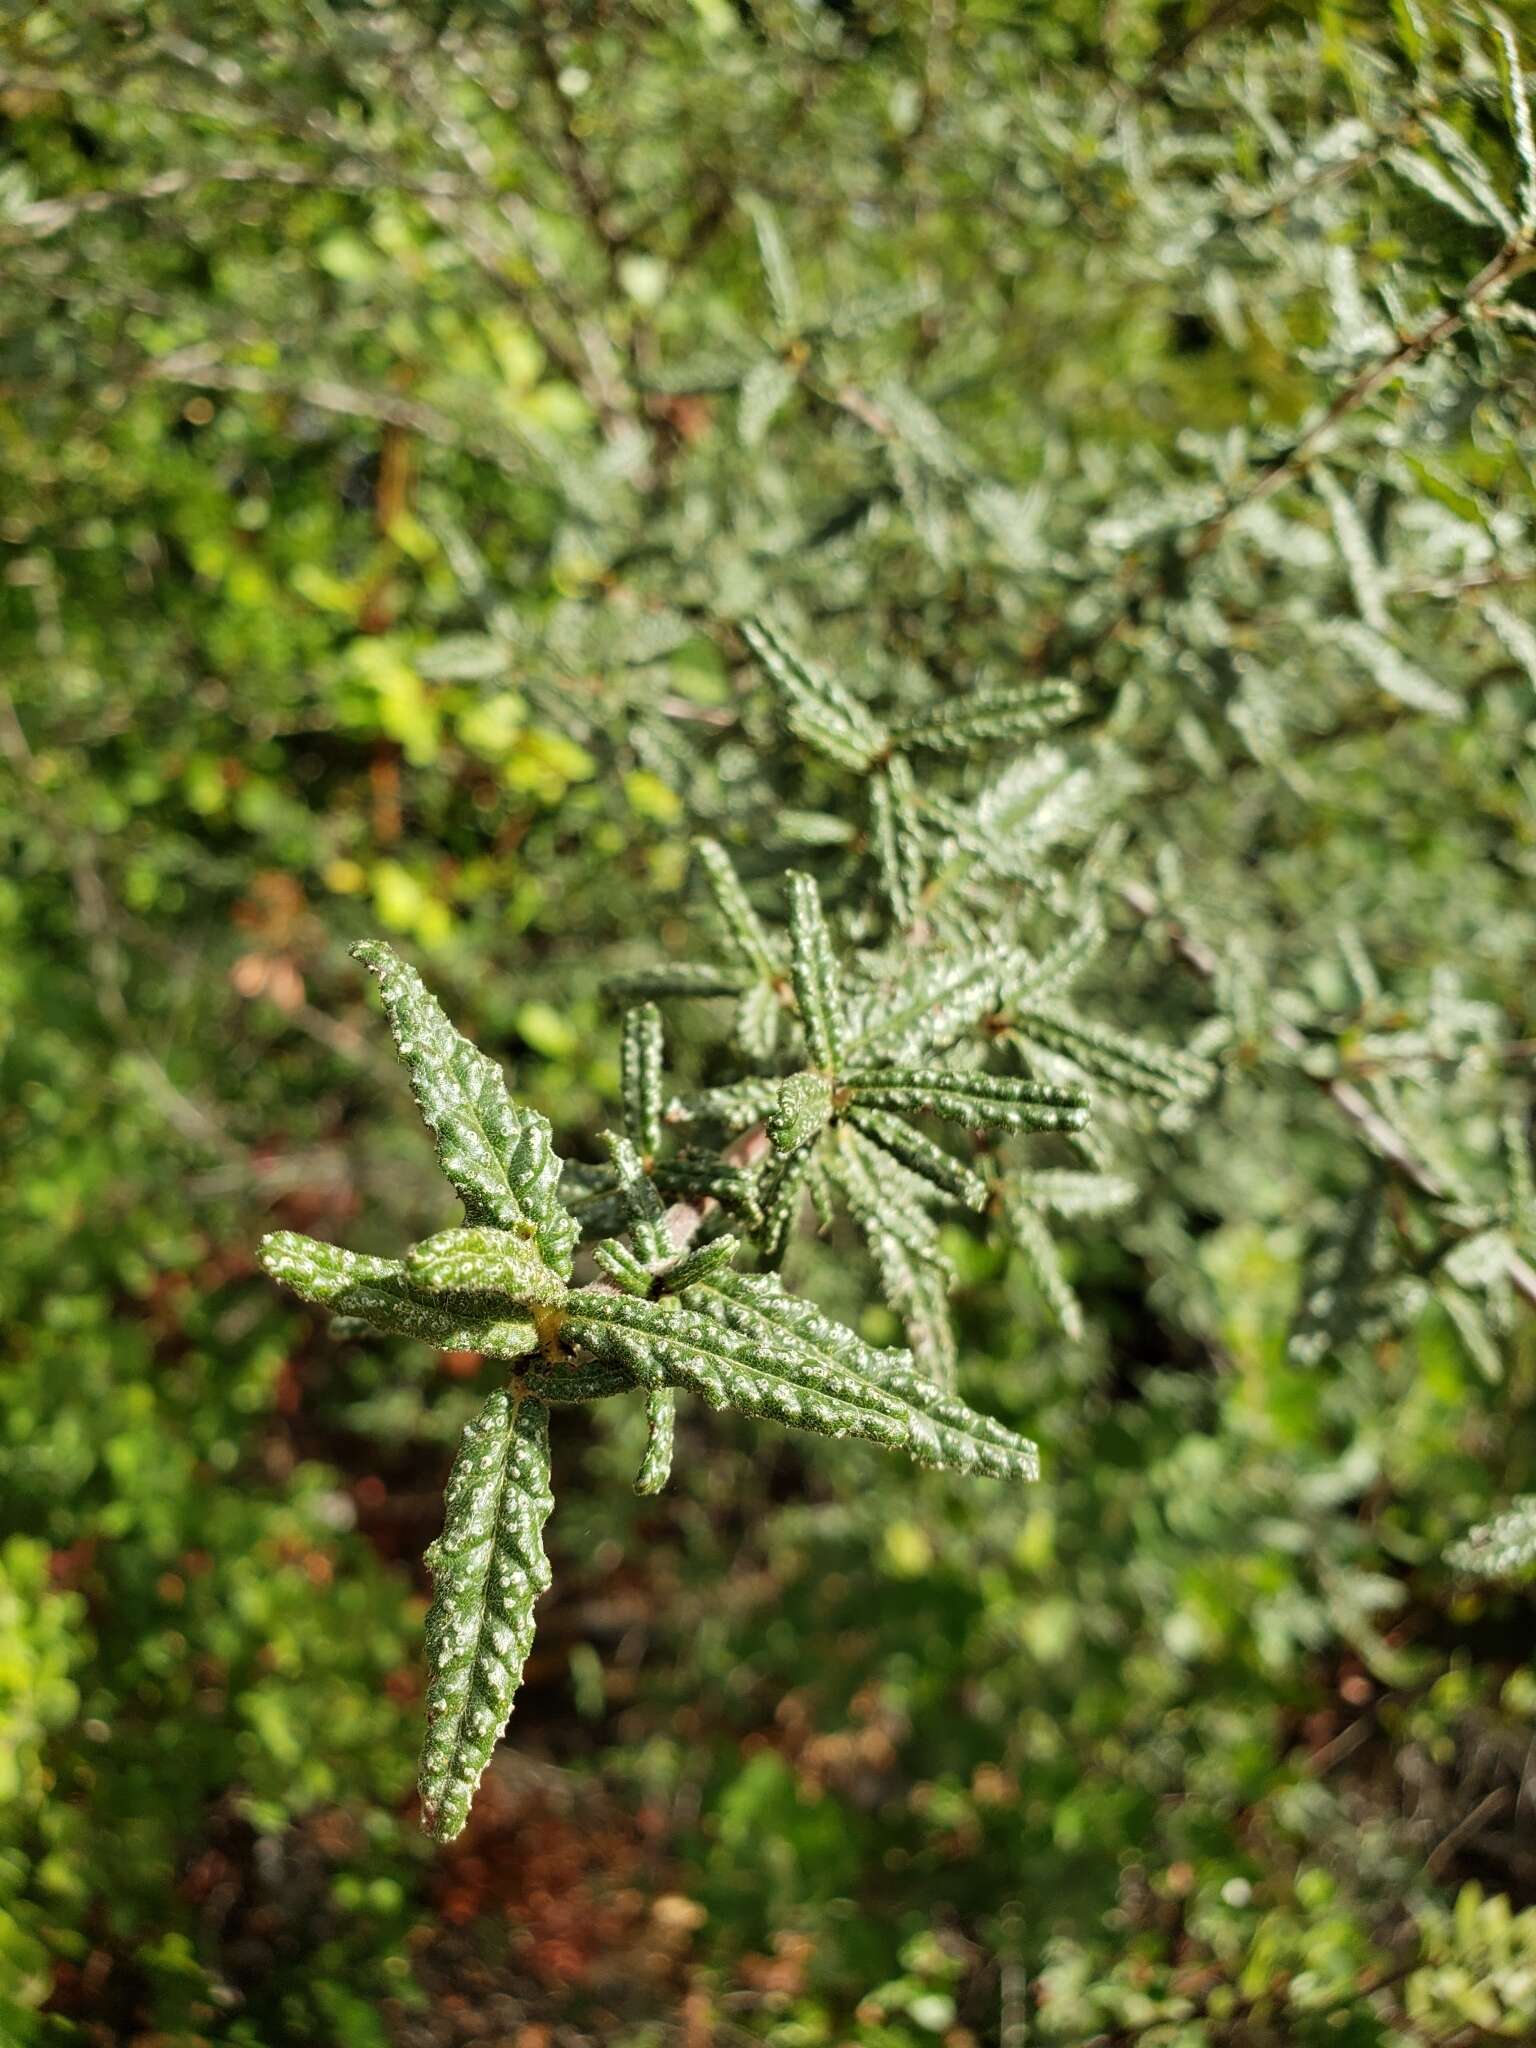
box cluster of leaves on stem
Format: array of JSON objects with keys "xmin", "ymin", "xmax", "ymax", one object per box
[
  {"xmin": 263, "ymin": 831, "xmax": 1117, "ymax": 1834},
  {"xmin": 12, "ymin": 0, "xmax": 1524, "ymax": 2018}
]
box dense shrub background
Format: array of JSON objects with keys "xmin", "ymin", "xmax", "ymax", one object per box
[{"xmin": 4, "ymin": 2, "xmax": 1536, "ymax": 2042}]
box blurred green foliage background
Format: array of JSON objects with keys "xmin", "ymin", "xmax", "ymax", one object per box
[{"xmin": 4, "ymin": 2, "xmax": 1536, "ymax": 2043}]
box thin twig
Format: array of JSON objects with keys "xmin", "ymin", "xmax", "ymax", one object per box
[
  {"xmin": 1127, "ymin": 0, "xmax": 1271, "ymax": 103},
  {"xmin": 1424, "ymin": 1786, "xmax": 1512, "ymax": 1877},
  {"xmin": 525, "ymin": 17, "xmax": 625, "ymax": 286},
  {"xmin": 0, "ymin": 157, "xmax": 468, "ymax": 243},
  {"xmin": 1187, "ymin": 233, "xmax": 1536, "ymax": 557},
  {"xmin": 138, "ymin": 349, "xmax": 533, "ymax": 478}
]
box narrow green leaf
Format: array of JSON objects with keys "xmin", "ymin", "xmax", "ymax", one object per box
[
  {"xmin": 654, "ymin": 1151, "xmax": 765, "ymax": 1227},
  {"xmin": 592, "ymin": 1240, "xmax": 654, "ymax": 1295},
  {"xmin": 663, "ymin": 1234, "xmax": 740, "ymax": 1293},
  {"xmin": 565, "ymin": 1275, "xmax": 1036, "ymax": 1480},
  {"xmin": 739, "ymin": 355, "xmax": 797, "ymax": 447},
  {"xmin": 845, "ymin": 1065, "xmax": 1089, "ymax": 1134},
  {"xmin": 873, "ymin": 379, "xmax": 969, "ymax": 480},
  {"xmin": 829, "ymin": 1127, "xmax": 958, "ymax": 1382},
  {"xmin": 892, "ymin": 681, "xmax": 1081, "ymax": 755},
  {"xmin": 702, "ymin": 1273, "xmax": 1023, "ymax": 1469},
  {"xmin": 926, "ymin": 750, "xmax": 1103, "ymax": 881},
  {"xmin": 1010, "ymin": 1004, "xmax": 1213, "ymax": 1103},
  {"xmin": 259, "ymin": 1232, "xmax": 539, "ymax": 1359},
  {"xmin": 1484, "ymin": 600, "xmax": 1536, "ymax": 687},
  {"xmin": 969, "ymin": 479, "xmax": 1047, "ymax": 568},
  {"xmin": 606, "ymin": 962, "xmax": 750, "ymax": 1000},
  {"xmin": 1005, "ymin": 1197, "xmax": 1084, "ymax": 1342},
  {"xmin": 602, "ymin": 1131, "xmax": 671, "ymax": 1264},
  {"xmin": 352, "ymin": 941, "xmax": 577, "ymax": 1274},
  {"xmin": 1487, "ymin": 6, "xmax": 1536, "ymax": 228},
  {"xmin": 634, "ymin": 1387, "xmax": 676, "ymax": 1494},
  {"xmin": 406, "ymin": 1227, "xmax": 568, "ymax": 1306},
  {"xmin": 1505, "ymin": 1111, "xmax": 1535, "ymax": 1241},
  {"xmin": 1391, "ymin": 0, "xmax": 1426, "ymax": 60},
  {"xmin": 522, "ymin": 1358, "xmax": 640, "ymax": 1404},
  {"xmin": 1288, "ymin": 1177, "xmax": 1384, "ymax": 1367},
  {"xmin": 866, "ymin": 1229, "xmax": 957, "ymax": 1388},
  {"xmin": 808, "ymin": 1155, "xmax": 837, "ymax": 1233},
  {"xmin": 849, "ymin": 945, "xmax": 1027, "ymax": 1063},
  {"xmin": 1439, "ymin": 1281, "xmax": 1504, "ymax": 1383},
  {"xmin": 620, "ymin": 1003, "xmax": 665, "ymax": 1157},
  {"xmin": 874, "ymin": 1355, "xmax": 1040, "ymax": 1478},
  {"xmin": 567, "ymin": 1286, "xmax": 898, "ymax": 1434},
  {"xmin": 1386, "ymin": 146, "xmax": 1509, "ymax": 231},
  {"xmin": 695, "ymin": 837, "xmax": 778, "ymax": 975},
  {"xmin": 786, "ymin": 870, "xmax": 846, "ymax": 1072},
  {"xmin": 1333, "ymin": 620, "xmax": 1463, "ymax": 720},
  {"xmin": 870, "ymin": 754, "xmax": 926, "ymax": 932},
  {"xmin": 741, "ymin": 615, "xmax": 891, "ymax": 772},
  {"xmin": 846, "ymin": 1106, "xmax": 988, "ymax": 1209},
  {"xmin": 665, "ymin": 1076, "xmax": 782, "ymax": 1133},
  {"xmin": 419, "ymin": 1390, "xmax": 554, "ymax": 1841},
  {"xmin": 830, "ymin": 1125, "xmax": 954, "ymax": 1270},
  {"xmin": 744, "ymin": 193, "xmax": 801, "ymax": 333},
  {"xmin": 1421, "ymin": 110, "xmax": 1520, "ymax": 234},
  {"xmin": 734, "ymin": 979, "xmax": 784, "ymax": 1063},
  {"xmin": 1015, "ymin": 1169, "xmax": 1138, "ymax": 1219},
  {"xmin": 759, "ymin": 1140, "xmax": 816, "ymax": 1260},
  {"xmin": 1314, "ymin": 467, "xmax": 1389, "ymax": 634}
]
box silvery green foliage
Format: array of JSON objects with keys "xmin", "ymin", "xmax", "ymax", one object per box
[
  {"xmin": 634, "ymin": 1388, "xmax": 677, "ymax": 1496},
  {"xmin": 652, "ymin": 856, "xmax": 1128, "ymax": 1379},
  {"xmin": 260, "ymin": 937, "xmax": 1048, "ymax": 1837},
  {"xmin": 841, "ymin": 1066, "xmax": 1089, "ymax": 1135},
  {"xmin": 739, "ymin": 615, "xmax": 889, "ymax": 772},
  {"xmin": 786, "ymin": 869, "xmax": 846, "ymax": 1072},
  {"xmin": 419, "ymin": 1389, "xmax": 554, "ymax": 1842},
  {"xmin": 1446, "ymin": 1497, "xmax": 1536, "ymax": 1580},
  {"xmin": 250, "ymin": 7, "xmax": 1536, "ymax": 1848}
]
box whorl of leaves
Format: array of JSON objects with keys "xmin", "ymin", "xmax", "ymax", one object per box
[{"xmin": 263, "ymin": 904, "xmax": 1081, "ymax": 1832}]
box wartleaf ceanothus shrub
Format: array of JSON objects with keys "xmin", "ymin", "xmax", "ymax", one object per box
[
  {"xmin": 11, "ymin": 0, "xmax": 1536, "ymax": 2031},
  {"xmin": 259, "ymin": 606, "xmax": 1221, "ymax": 1840},
  {"xmin": 261, "ymin": 899, "xmax": 1090, "ymax": 1838}
]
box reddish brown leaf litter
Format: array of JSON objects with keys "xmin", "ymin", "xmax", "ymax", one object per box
[{"xmin": 391, "ymin": 1768, "xmax": 704, "ymax": 2047}]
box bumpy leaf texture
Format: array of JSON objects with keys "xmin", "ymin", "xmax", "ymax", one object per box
[
  {"xmin": 257, "ymin": 1231, "xmax": 540, "ymax": 1359},
  {"xmin": 420, "ymin": 1390, "xmax": 555, "ymax": 1841},
  {"xmin": 353, "ymin": 941, "xmax": 578, "ymax": 1273},
  {"xmin": 566, "ymin": 1271, "xmax": 1037, "ymax": 1481}
]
